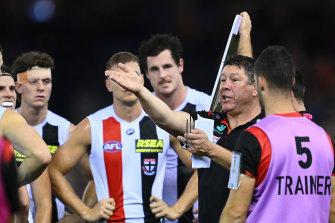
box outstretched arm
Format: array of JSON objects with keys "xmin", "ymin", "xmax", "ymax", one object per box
[
  {"xmin": 0, "ymin": 109, "xmax": 51, "ymax": 186},
  {"xmin": 237, "ymin": 11, "xmax": 253, "ymax": 58},
  {"xmin": 49, "ymin": 118, "xmax": 115, "ymax": 221},
  {"xmin": 106, "ymin": 64, "xmax": 191, "ymax": 137}
]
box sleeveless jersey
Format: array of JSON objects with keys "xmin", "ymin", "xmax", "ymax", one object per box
[
  {"xmin": 247, "ymin": 114, "xmax": 334, "ymax": 223},
  {"xmin": 14, "ymin": 110, "xmax": 71, "ymax": 223},
  {"xmin": 88, "ymin": 105, "xmax": 170, "ymax": 222},
  {"xmin": 158, "ymin": 87, "xmax": 210, "ymax": 223}
]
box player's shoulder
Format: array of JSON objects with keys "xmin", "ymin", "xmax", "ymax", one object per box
[
  {"xmin": 88, "ymin": 105, "xmax": 115, "ymax": 121},
  {"xmin": 46, "ymin": 110, "xmax": 71, "ymax": 127}
]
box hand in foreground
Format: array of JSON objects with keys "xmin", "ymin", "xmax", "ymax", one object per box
[
  {"xmin": 177, "ymin": 128, "xmax": 213, "ymax": 157},
  {"xmin": 83, "ymin": 198, "xmax": 115, "ymax": 221},
  {"xmin": 105, "ymin": 63, "xmax": 143, "ymax": 94},
  {"xmin": 150, "ymin": 196, "xmax": 180, "ymax": 220}
]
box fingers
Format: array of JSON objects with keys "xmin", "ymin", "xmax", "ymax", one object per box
[{"xmin": 117, "ymin": 63, "xmax": 129, "ymax": 72}]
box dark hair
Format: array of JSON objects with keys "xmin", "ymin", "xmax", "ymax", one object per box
[
  {"xmin": 254, "ymin": 46, "xmax": 295, "ymax": 91},
  {"xmin": 1, "ymin": 64, "xmax": 12, "ymax": 74},
  {"xmin": 11, "ymin": 51, "xmax": 54, "ymax": 81},
  {"xmin": 0, "ymin": 44, "xmax": 2, "ymax": 54},
  {"xmin": 105, "ymin": 52, "xmax": 139, "ymax": 70},
  {"xmin": 224, "ymin": 55, "xmax": 255, "ymax": 84},
  {"xmin": 138, "ymin": 34, "xmax": 183, "ymax": 71},
  {"xmin": 292, "ymin": 67, "xmax": 305, "ymax": 102}
]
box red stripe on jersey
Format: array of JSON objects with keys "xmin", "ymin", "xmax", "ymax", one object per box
[
  {"xmin": 103, "ymin": 117, "xmax": 125, "ymax": 222},
  {"xmin": 245, "ymin": 170, "xmax": 256, "ymax": 178},
  {"xmin": 246, "ymin": 126, "xmax": 272, "ymax": 187}
]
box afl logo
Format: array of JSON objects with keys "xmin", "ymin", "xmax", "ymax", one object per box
[
  {"xmin": 103, "ymin": 141, "xmax": 122, "ymax": 153},
  {"xmin": 126, "ymin": 128, "xmax": 135, "ymax": 135}
]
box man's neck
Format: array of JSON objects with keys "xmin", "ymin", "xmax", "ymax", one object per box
[
  {"xmin": 227, "ymin": 99, "xmax": 261, "ymax": 131},
  {"xmin": 113, "ymin": 100, "xmax": 143, "ymax": 122},
  {"xmin": 264, "ymin": 95, "xmax": 296, "ymax": 117},
  {"xmin": 155, "ymin": 85, "xmax": 188, "ymax": 110},
  {"xmin": 17, "ymin": 104, "xmax": 48, "ymax": 126}
]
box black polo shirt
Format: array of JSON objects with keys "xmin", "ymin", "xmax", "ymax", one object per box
[{"xmin": 193, "ymin": 110, "xmax": 263, "ymax": 223}]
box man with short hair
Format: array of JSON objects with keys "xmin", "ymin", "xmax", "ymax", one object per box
[
  {"xmin": 138, "ymin": 33, "xmax": 210, "ymax": 223},
  {"xmin": 49, "ymin": 52, "xmax": 184, "ymax": 222},
  {"xmin": 12, "ymin": 51, "xmax": 76, "ymax": 222},
  {"xmin": 220, "ymin": 46, "xmax": 335, "ymax": 223}
]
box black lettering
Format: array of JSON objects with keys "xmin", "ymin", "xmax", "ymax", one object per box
[
  {"xmin": 317, "ymin": 176, "xmax": 324, "ymax": 195},
  {"xmin": 310, "ymin": 176, "xmax": 316, "ymax": 195},
  {"xmin": 285, "ymin": 176, "xmax": 293, "ymax": 195},
  {"xmin": 325, "ymin": 176, "xmax": 331, "ymax": 195},
  {"xmin": 305, "ymin": 175, "xmax": 308, "ymax": 194},
  {"xmin": 277, "ymin": 176, "xmax": 284, "ymax": 195},
  {"xmin": 295, "ymin": 176, "xmax": 304, "ymax": 194}
]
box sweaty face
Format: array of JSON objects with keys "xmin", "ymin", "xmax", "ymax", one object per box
[
  {"xmin": 108, "ymin": 61, "xmax": 143, "ymax": 105},
  {"xmin": 16, "ymin": 68, "xmax": 52, "ymax": 110},
  {"xmin": 0, "ymin": 76, "xmax": 16, "ymax": 110},
  {"xmin": 219, "ymin": 65, "xmax": 255, "ymax": 115},
  {"xmin": 146, "ymin": 49, "xmax": 183, "ymax": 96}
]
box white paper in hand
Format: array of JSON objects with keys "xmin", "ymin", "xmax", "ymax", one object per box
[{"xmin": 191, "ymin": 115, "xmax": 214, "ymax": 168}]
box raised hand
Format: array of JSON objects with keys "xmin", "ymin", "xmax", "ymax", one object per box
[{"xmin": 105, "ymin": 63, "xmax": 143, "ymax": 94}]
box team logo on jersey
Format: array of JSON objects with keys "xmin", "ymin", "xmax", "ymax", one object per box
[
  {"xmin": 135, "ymin": 139, "xmax": 163, "ymax": 153},
  {"xmin": 103, "ymin": 141, "xmax": 122, "ymax": 153},
  {"xmin": 142, "ymin": 158, "xmax": 157, "ymax": 176},
  {"xmin": 126, "ymin": 128, "xmax": 135, "ymax": 135}
]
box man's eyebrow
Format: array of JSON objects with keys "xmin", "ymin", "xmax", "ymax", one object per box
[{"xmin": 134, "ymin": 71, "xmax": 140, "ymax": 75}]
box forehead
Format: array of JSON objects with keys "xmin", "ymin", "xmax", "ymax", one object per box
[
  {"xmin": 221, "ymin": 64, "xmax": 246, "ymax": 78},
  {"xmin": 27, "ymin": 68, "xmax": 52, "ymax": 79},
  {"xmin": 146, "ymin": 49, "xmax": 175, "ymax": 66},
  {"xmin": 0, "ymin": 76, "xmax": 15, "ymax": 86}
]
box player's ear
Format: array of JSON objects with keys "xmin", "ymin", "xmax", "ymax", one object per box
[
  {"xmin": 105, "ymin": 79, "xmax": 113, "ymax": 93},
  {"xmin": 15, "ymin": 83, "xmax": 23, "ymax": 94},
  {"xmin": 178, "ymin": 58, "xmax": 184, "ymax": 73}
]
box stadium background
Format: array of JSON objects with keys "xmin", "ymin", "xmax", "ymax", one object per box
[{"xmin": 1, "ymin": 0, "xmax": 335, "ymax": 139}]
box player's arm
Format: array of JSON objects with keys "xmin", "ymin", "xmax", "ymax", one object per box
[
  {"xmin": 0, "ymin": 109, "xmax": 51, "ymax": 186},
  {"xmin": 237, "ymin": 11, "xmax": 253, "ymax": 58},
  {"xmin": 106, "ymin": 64, "xmax": 191, "ymax": 136},
  {"xmin": 15, "ymin": 186, "xmax": 30, "ymax": 223},
  {"xmin": 170, "ymin": 135, "xmax": 192, "ymax": 169},
  {"xmin": 150, "ymin": 170, "xmax": 198, "ymax": 220},
  {"xmin": 31, "ymin": 169, "xmax": 52, "ymax": 223},
  {"xmin": 219, "ymin": 174, "xmax": 255, "ymax": 223},
  {"xmin": 48, "ymin": 118, "xmax": 115, "ymax": 221},
  {"xmin": 82, "ymin": 180, "xmax": 98, "ymax": 208}
]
